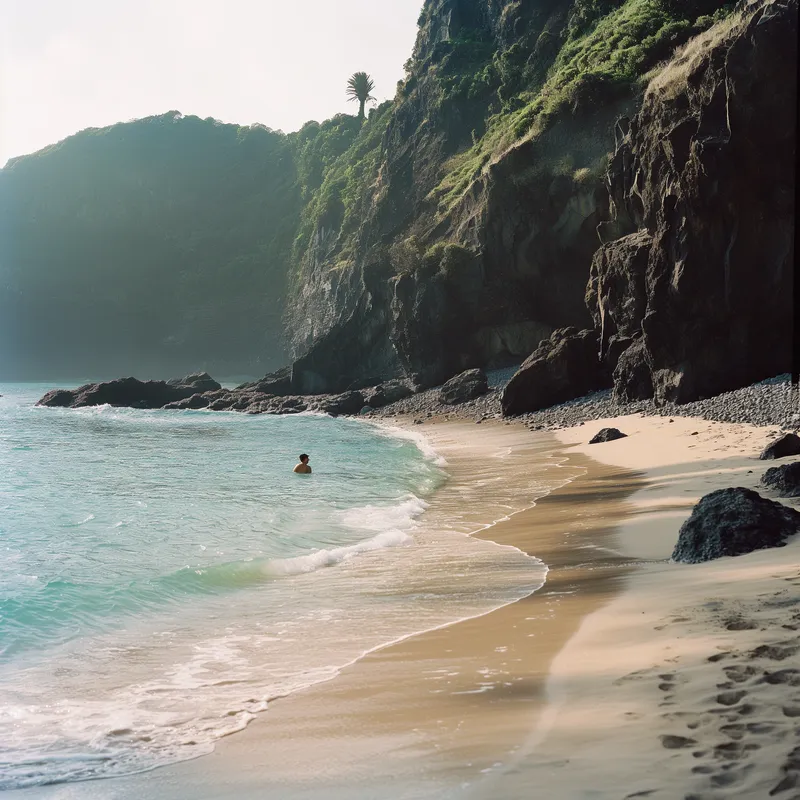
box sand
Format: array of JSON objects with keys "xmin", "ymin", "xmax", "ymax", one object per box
[
  {"xmin": 8, "ymin": 414, "xmax": 799, "ymax": 799},
  {"xmin": 477, "ymin": 414, "xmax": 800, "ymax": 800}
]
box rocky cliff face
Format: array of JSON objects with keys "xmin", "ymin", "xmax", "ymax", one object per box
[
  {"xmin": 288, "ymin": 0, "xmax": 750, "ymax": 395},
  {"xmin": 289, "ymin": 0, "xmax": 620, "ymax": 392},
  {"xmin": 589, "ymin": 0, "xmax": 796, "ymax": 404}
]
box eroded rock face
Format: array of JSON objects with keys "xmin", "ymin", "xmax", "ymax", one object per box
[
  {"xmin": 501, "ymin": 328, "xmax": 607, "ymax": 416},
  {"xmin": 439, "ymin": 368, "xmax": 488, "ymax": 405},
  {"xmin": 671, "ymin": 487, "xmax": 800, "ymax": 563},
  {"xmin": 613, "ymin": 337, "xmax": 654, "ymax": 404},
  {"xmin": 594, "ymin": 0, "xmax": 797, "ymax": 404},
  {"xmin": 761, "ymin": 462, "xmax": 800, "ymax": 497}
]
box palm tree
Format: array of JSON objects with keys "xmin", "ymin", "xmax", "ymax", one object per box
[{"xmin": 346, "ymin": 72, "xmax": 376, "ymax": 120}]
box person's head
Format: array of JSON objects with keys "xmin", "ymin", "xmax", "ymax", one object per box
[{"xmin": 299, "ymin": 454, "xmax": 309, "ymax": 464}]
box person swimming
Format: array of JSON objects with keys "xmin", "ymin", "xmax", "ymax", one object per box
[{"xmin": 293, "ymin": 453, "xmax": 312, "ymax": 474}]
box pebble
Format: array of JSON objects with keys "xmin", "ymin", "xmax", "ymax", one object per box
[{"xmin": 370, "ymin": 372, "xmax": 799, "ymax": 431}]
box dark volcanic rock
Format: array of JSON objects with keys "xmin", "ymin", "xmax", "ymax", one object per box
[
  {"xmin": 237, "ymin": 366, "xmax": 292, "ymax": 396},
  {"xmin": 761, "ymin": 462, "xmax": 800, "ymax": 497},
  {"xmin": 501, "ymin": 328, "xmax": 607, "ymax": 417},
  {"xmin": 317, "ymin": 391, "xmax": 365, "ymax": 416},
  {"xmin": 671, "ymin": 487, "xmax": 800, "ymax": 563},
  {"xmin": 37, "ymin": 377, "xmax": 197, "ymax": 409},
  {"xmin": 760, "ymin": 433, "xmax": 800, "ymax": 460},
  {"xmin": 594, "ymin": 0, "xmax": 797, "ymax": 404},
  {"xmin": 439, "ymin": 369, "xmax": 489, "ymax": 405},
  {"xmin": 586, "ymin": 230, "xmax": 651, "ymax": 362},
  {"xmin": 589, "ymin": 427, "xmax": 627, "ymax": 444},
  {"xmin": 613, "ymin": 337, "xmax": 654, "ymax": 403},
  {"xmin": 168, "ymin": 372, "xmax": 221, "ymax": 393},
  {"xmin": 162, "ymin": 393, "xmax": 210, "ymax": 410},
  {"xmin": 364, "ymin": 380, "xmax": 414, "ymax": 409}
]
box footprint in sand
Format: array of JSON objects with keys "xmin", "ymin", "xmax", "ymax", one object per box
[
  {"xmin": 751, "ymin": 643, "xmax": 800, "ymax": 661},
  {"xmin": 713, "ymin": 741, "xmax": 760, "ymax": 761},
  {"xmin": 760, "ymin": 668, "xmax": 800, "ymax": 686},
  {"xmin": 660, "ymin": 734, "xmax": 697, "ymax": 749},
  {"xmin": 724, "ymin": 616, "xmax": 759, "ymax": 631},
  {"xmin": 708, "ymin": 651, "xmax": 732, "ymax": 663},
  {"xmin": 781, "ymin": 705, "xmax": 800, "ymax": 717},
  {"xmin": 716, "ymin": 689, "xmax": 748, "ymax": 706},
  {"xmin": 723, "ymin": 665, "xmax": 758, "ymax": 683}
]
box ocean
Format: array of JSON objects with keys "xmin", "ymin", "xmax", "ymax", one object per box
[{"xmin": 0, "ymin": 383, "xmax": 559, "ymax": 791}]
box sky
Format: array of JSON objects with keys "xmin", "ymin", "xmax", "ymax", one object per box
[{"xmin": 0, "ymin": 0, "xmax": 424, "ymax": 166}]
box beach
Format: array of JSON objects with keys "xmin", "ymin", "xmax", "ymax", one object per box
[{"xmin": 7, "ymin": 411, "xmax": 799, "ymax": 799}]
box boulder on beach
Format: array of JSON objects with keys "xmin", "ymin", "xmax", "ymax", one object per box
[
  {"xmin": 317, "ymin": 391, "xmax": 365, "ymax": 417},
  {"xmin": 501, "ymin": 328, "xmax": 608, "ymax": 417},
  {"xmin": 589, "ymin": 428, "xmax": 627, "ymax": 444},
  {"xmin": 760, "ymin": 433, "xmax": 800, "ymax": 460},
  {"xmin": 364, "ymin": 380, "xmax": 414, "ymax": 409},
  {"xmin": 671, "ymin": 487, "xmax": 800, "ymax": 563},
  {"xmin": 760, "ymin": 462, "xmax": 800, "ymax": 498},
  {"xmin": 439, "ymin": 369, "xmax": 488, "ymax": 405}
]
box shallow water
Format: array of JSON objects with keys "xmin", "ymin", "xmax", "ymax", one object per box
[{"xmin": 0, "ymin": 385, "xmax": 559, "ymax": 790}]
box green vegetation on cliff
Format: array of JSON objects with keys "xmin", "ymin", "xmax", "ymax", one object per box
[{"xmin": 1, "ymin": 0, "xmax": 736, "ymax": 382}]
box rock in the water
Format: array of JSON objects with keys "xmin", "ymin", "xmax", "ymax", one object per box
[
  {"xmin": 501, "ymin": 328, "xmax": 607, "ymax": 416},
  {"xmin": 589, "ymin": 427, "xmax": 627, "ymax": 444},
  {"xmin": 671, "ymin": 487, "xmax": 800, "ymax": 563},
  {"xmin": 439, "ymin": 369, "xmax": 489, "ymax": 405},
  {"xmin": 760, "ymin": 433, "xmax": 800, "ymax": 460},
  {"xmin": 37, "ymin": 377, "xmax": 198, "ymax": 409},
  {"xmin": 162, "ymin": 393, "xmax": 211, "ymax": 410},
  {"xmin": 167, "ymin": 372, "xmax": 221, "ymax": 393},
  {"xmin": 760, "ymin": 462, "xmax": 800, "ymax": 497}
]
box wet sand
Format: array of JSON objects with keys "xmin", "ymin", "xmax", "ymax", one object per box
[
  {"xmin": 7, "ymin": 421, "xmax": 641, "ymax": 799},
  {"xmin": 11, "ymin": 414, "xmax": 797, "ymax": 800}
]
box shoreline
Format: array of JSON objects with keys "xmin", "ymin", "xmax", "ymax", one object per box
[
  {"xmin": 5, "ymin": 420, "xmax": 643, "ymax": 799},
  {"xmin": 476, "ymin": 413, "xmax": 800, "ymax": 799},
  {"xmin": 7, "ymin": 410, "xmax": 799, "ymax": 799}
]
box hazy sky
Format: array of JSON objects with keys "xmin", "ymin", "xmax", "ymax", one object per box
[{"xmin": 1, "ymin": 0, "xmax": 423, "ymax": 166}]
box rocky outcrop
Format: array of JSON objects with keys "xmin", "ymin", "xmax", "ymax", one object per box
[
  {"xmin": 671, "ymin": 487, "xmax": 800, "ymax": 563},
  {"xmin": 760, "ymin": 433, "xmax": 800, "ymax": 461},
  {"xmin": 439, "ymin": 368, "xmax": 488, "ymax": 405},
  {"xmin": 36, "ymin": 376, "xmax": 210, "ymax": 409},
  {"xmin": 761, "ymin": 463, "xmax": 800, "ymax": 497},
  {"xmin": 236, "ymin": 366, "xmax": 292, "ymax": 396},
  {"xmin": 589, "ymin": 428, "xmax": 627, "ymax": 444},
  {"xmin": 591, "ymin": 0, "xmax": 796, "ymax": 405},
  {"xmin": 167, "ymin": 372, "xmax": 221, "ymax": 393},
  {"xmin": 501, "ymin": 328, "xmax": 607, "ymax": 417}
]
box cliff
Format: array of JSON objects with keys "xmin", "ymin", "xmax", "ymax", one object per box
[
  {"xmin": 288, "ymin": 0, "xmax": 743, "ymax": 393},
  {"xmin": 590, "ymin": 0, "xmax": 797, "ymax": 404}
]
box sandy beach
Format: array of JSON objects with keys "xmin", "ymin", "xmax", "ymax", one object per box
[{"xmin": 8, "ymin": 413, "xmax": 799, "ymax": 800}]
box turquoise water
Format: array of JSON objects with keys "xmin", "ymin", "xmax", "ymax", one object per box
[{"xmin": 0, "ymin": 384, "xmax": 549, "ymax": 790}]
